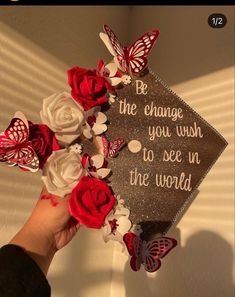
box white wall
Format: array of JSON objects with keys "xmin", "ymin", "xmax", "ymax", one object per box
[
  {"xmin": 129, "ymin": 6, "xmax": 234, "ymax": 85},
  {"xmin": 0, "ymin": 6, "xmax": 234, "ymax": 297}
]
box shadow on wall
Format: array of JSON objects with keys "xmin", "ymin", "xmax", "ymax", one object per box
[
  {"xmin": 0, "ymin": 20, "xmax": 115, "ymax": 297},
  {"xmin": 130, "ymin": 6, "xmax": 234, "ymax": 86},
  {"xmin": 0, "ymin": 6, "xmax": 131, "ymax": 69},
  {"xmin": 49, "ymin": 228, "xmax": 114, "ymax": 297},
  {"xmin": 124, "ymin": 230, "xmax": 233, "ymax": 297},
  {"xmin": 1, "ymin": 6, "xmax": 234, "ymax": 87}
]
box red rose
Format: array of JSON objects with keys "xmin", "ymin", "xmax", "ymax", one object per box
[
  {"xmin": 67, "ymin": 65, "xmax": 114, "ymax": 111},
  {"xmin": 69, "ymin": 176, "xmax": 116, "ymax": 229},
  {"xmin": 29, "ymin": 123, "xmax": 60, "ymax": 169}
]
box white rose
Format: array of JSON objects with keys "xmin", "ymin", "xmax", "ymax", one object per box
[
  {"xmin": 42, "ymin": 149, "xmax": 85, "ymax": 197},
  {"xmin": 40, "ymin": 92, "xmax": 85, "ymax": 145}
]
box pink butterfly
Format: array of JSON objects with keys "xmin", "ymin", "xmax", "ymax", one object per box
[
  {"xmin": 100, "ymin": 134, "xmax": 126, "ymax": 158},
  {"xmin": 0, "ymin": 112, "xmax": 39, "ymax": 172},
  {"xmin": 123, "ymin": 232, "xmax": 177, "ymax": 272},
  {"xmin": 100, "ymin": 24, "xmax": 160, "ymax": 74}
]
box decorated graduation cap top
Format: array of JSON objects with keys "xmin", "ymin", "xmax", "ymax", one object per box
[{"xmin": 0, "ymin": 24, "xmax": 227, "ymax": 273}]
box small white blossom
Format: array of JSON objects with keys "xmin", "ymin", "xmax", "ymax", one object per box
[
  {"xmin": 121, "ymin": 75, "xmax": 131, "ymax": 85},
  {"xmin": 69, "ymin": 144, "xmax": 83, "ymax": 154}
]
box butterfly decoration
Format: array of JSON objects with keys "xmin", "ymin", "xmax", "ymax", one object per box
[
  {"xmin": 100, "ymin": 24, "xmax": 160, "ymax": 75},
  {"xmin": 98, "ymin": 134, "xmax": 126, "ymax": 158},
  {"xmin": 123, "ymin": 232, "xmax": 177, "ymax": 272},
  {"xmin": 0, "ymin": 111, "xmax": 39, "ymax": 172}
]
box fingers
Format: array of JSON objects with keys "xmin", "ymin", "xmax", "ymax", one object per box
[{"xmin": 68, "ymin": 216, "xmax": 80, "ymax": 229}]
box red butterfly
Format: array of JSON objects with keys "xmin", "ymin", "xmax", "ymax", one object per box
[
  {"xmin": 123, "ymin": 232, "xmax": 177, "ymax": 272},
  {"xmin": 0, "ymin": 112, "xmax": 39, "ymax": 172},
  {"xmin": 98, "ymin": 134, "xmax": 126, "ymax": 158},
  {"xmin": 100, "ymin": 24, "xmax": 160, "ymax": 74}
]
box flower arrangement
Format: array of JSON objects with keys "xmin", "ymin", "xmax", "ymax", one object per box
[{"xmin": 0, "ymin": 24, "xmax": 178, "ymax": 272}]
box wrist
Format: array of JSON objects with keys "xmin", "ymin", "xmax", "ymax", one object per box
[{"xmin": 9, "ymin": 217, "xmax": 56, "ymax": 275}]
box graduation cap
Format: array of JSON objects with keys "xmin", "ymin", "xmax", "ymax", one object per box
[
  {"xmin": 105, "ymin": 70, "xmax": 227, "ymax": 241},
  {"xmin": 97, "ymin": 24, "xmax": 227, "ymax": 272},
  {"xmin": 0, "ymin": 23, "xmax": 227, "ymax": 274}
]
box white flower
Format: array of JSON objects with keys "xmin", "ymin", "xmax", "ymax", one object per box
[
  {"xmin": 42, "ymin": 149, "xmax": 85, "ymax": 197},
  {"xmin": 102, "ymin": 195, "xmax": 132, "ymax": 245},
  {"xmin": 83, "ymin": 108, "xmax": 107, "ymax": 139},
  {"xmin": 121, "ymin": 75, "xmax": 131, "ymax": 85},
  {"xmin": 99, "ymin": 62, "xmax": 131, "ymax": 87},
  {"xmin": 83, "ymin": 154, "xmax": 111, "ymax": 179},
  {"xmin": 40, "ymin": 92, "xmax": 86, "ymax": 145},
  {"xmin": 99, "ymin": 61, "xmax": 122, "ymax": 86},
  {"xmin": 69, "ymin": 143, "xmax": 83, "ymax": 155},
  {"xmin": 114, "ymin": 195, "xmax": 130, "ymax": 216},
  {"xmin": 108, "ymin": 93, "xmax": 117, "ymax": 104},
  {"xmin": 91, "ymin": 111, "xmax": 107, "ymax": 135},
  {"xmin": 96, "ymin": 135, "xmax": 105, "ymax": 156}
]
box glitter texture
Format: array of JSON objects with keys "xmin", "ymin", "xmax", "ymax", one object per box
[{"xmin": 104, "ymin": 70, "xmax": 227, "ymax": 240}]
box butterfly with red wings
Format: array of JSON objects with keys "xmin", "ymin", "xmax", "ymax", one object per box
[
  {"xmin": 0, "ymin": 111, "xmax": 39, "ymax": 172},
  {"xmin": 96, "ymin": 134, "xmax": 126, "ymax": 158},
  {"xmin": 123, "ymin": 232, "xmax": 177, "ymax": 272},
  {"xmin": 100, "ymin": 24, "xmax": 160, "ymax": 75}
]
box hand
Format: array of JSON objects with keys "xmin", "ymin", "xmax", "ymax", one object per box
[
  {"xmin": 34, "ymin": 187, "xmax": 80, "ymax": 250},
  {"xmin": 9, "ymin": 187, "xmax": 80, "ymax": 275}
]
